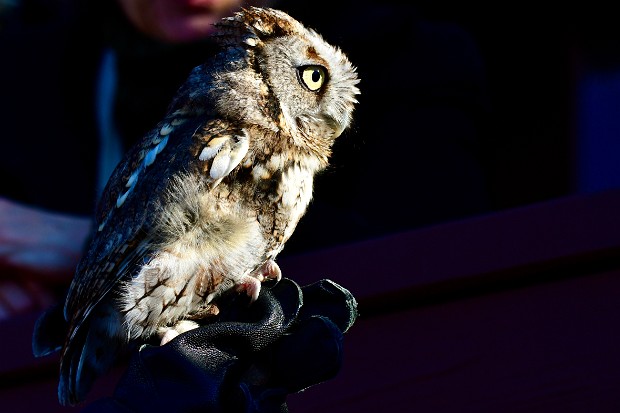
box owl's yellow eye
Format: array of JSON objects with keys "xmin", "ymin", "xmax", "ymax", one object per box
[{"xmin": 299, "ymin": 65, "xmax": 327, "ymax": 92}]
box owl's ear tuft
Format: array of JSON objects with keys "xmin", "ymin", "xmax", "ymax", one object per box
[{"xmin": 213, "ymin": 7, "xmax": 301, "ymax": 48}]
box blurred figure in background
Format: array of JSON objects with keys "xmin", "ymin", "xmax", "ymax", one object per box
[{"xmin": 0, "ymin": 0, "xmax": 275, "ymax": 318}]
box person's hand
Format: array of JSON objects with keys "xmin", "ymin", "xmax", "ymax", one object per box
[
  {"xmin": 0, "ymin": 197, "xmax": 92, "ymax": 318},
  {"xmin": 0, "ymin": 197, "xmax": 91, "ymax": 279},
  {"xmin": 83, "ymin": 278, "xmax": 358, "ymax": 413}
]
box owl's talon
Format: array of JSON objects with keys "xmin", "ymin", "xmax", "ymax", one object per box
[
  {"xmin": 159, "ymin": 329, "xmax": 180, "ymax": 345},
  {"xmin": 157, "ymin": 320, "xmax": 199, "ymax": 345},
  {"xmin": 254, "ymin": 259, "xmax": 282, "ymax": 282},
  {"xmin": 235, "ymin": 275, "xmax": 261, "ymax": 302}
]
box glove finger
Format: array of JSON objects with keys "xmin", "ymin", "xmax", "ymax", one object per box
[
  {"xmin": 300, "ymin": 280, "xmax": 358, "ymax": 333},
  {"xmin": 273, "ymin": 316, "xmax": 343, "ymax": 393},
  {"xmin": 230, "ymin": 316, "xmax": 343, "ymax": 412},
  {"xmin": 113, "ymin": 342, "xmax": 234, "ymax": 412},
  {"xmin": 264, "ymin": 278, "xmax": 303, "ymax": 331},
  {"xmin": 213, "ymin": 278, "xmax": 302, "ymax": 333}
]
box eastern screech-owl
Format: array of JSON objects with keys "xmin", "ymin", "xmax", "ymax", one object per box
[{"xmin": 32, "ymin": 7, "xmax": 359, "ymax": 406}]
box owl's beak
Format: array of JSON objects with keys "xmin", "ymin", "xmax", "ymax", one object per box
[{"xmin": 324, "ymin": 114, "xmax": 350, "ymax": 139}]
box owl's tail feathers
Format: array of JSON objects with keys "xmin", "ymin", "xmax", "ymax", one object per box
[
  {"xmin": 58, "ymin": 315, "xmax": 122, "ymax": 406},
  {"xmin": 32, "ymin": 303, "xmax": 68, "ymax": 357}
]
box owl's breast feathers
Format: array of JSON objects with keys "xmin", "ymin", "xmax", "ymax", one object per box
[{"xmin": 193, "ymin": 119, "xmax": 327, "ymax": 257}]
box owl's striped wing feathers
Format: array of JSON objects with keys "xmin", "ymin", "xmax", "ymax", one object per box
[
  {"xmin": 63, "ymin": 119, "xmax": 177, "ymax": 324},
  {"xmin": 58, "ymin": 114, "xmax": 249, "ymax": 405},
  {"xmin": 64, "ymin": 117, "xmax": 249, "ymax": 325}
]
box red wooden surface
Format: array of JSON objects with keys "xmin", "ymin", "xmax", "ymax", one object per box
[
  {"xmin": 2, "ymin": 190, "xmax": 620, "ymax": 412},
  {"xmin": 289, "ymin": 270, "xmax": 620, "ymax": 412}
]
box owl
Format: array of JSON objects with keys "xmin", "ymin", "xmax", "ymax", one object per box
[{"xmin": 32, "ymin": 7, "xmax": 359, "ymax": 406}]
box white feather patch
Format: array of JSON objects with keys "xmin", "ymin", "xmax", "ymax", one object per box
[
  {"xmin": 199, "ymin": 146, "xmax": 220, "ymax": 161},
  {"xmin": 152, "ymin": 284, "xmax": 176, "ymax": 305},
  {"xmin": 225, "ymin": 135, "xmax": 249, "ymax": 175},
  {"xmin": 252, "ymin": 164, "xmax": 269, "ymax": 181},
  {"xmin": 199, "ymin": 136, "xmax": 228, "ymax": 161},
  {"xmin": 244, "ymin": 36, "xmax": 258, "ymax": 47},
  {"xmin": 144, "ymin": 147, "xmax": 157, "ymax": 166},
  {"xmin": 267, "ymin": 153, "xmax": 284, "ymax": 170},
  {"xmin": 116, "ymin": 189, "xmax": 131, "ymax": 208},
  {"xmin": 210, "ymin": 150, "xmax": 231, "ymax": 180},
  {"xmin": 126, "ymin": 170, "xmax": 139, "ymax": 188},
  {"xmin": 155, "ymin": 136, "xmax": 169, "ymax": 154},
  {"xmin": 159, "ymin": 124, "xmax": 174, "ymax": 136},
  {"xmin": 202, "ymin": 134, "xmax": 249, "ymax": 180},
  {"xmin": 209, "ymin": 135, "xmax": 249, "ymax": 180}
]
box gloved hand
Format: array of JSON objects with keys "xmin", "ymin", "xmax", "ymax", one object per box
[{"xmin": 82, "ymin": 278, "xmax": 358, "ymax": 413}]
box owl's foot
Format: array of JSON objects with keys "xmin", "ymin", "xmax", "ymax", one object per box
[
  {"xmin": 235, "ymin": 260, "xmax": 281, "ymax": 302},
  {"xmin": 253, "ymin": 259, "xmax": 282, "ymax": 282},
  {"xmin": 235, "ymin": 274, "xmax": 262, "ymax": 302},
  {"xmin": 186, "ymin": 303, "xmax": 220, "ymax": 320},
  {"xmin": 157, "ymin": 320, "xmax": 199, "ymax": 345}
]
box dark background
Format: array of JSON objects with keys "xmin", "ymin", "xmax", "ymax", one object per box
[
  {"xmin": 2, "ymin": 1, "xmax": 620, "ymax": 411},
  {"xmin": 282, "ymin": 1, "xmax": 620, "ymax": 253}
]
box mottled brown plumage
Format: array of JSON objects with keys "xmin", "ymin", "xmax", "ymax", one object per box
[{"xmin": 32, "ymin": 7, "xmax": 359, "ymax": 406}]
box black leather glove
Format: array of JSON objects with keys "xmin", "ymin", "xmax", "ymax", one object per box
[{"xmin": 82, "ymin": 278, "xmax": 357, "ymax": 413}]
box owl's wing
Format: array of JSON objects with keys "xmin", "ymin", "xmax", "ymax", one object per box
[{"xmin": 63, "ymin": 114, "xmax": 249, "ymax": 333}]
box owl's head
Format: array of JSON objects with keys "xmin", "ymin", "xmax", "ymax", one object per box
[{"xmin": 208, "ymin": 7, "xmax": 359, "ymax": 149}]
